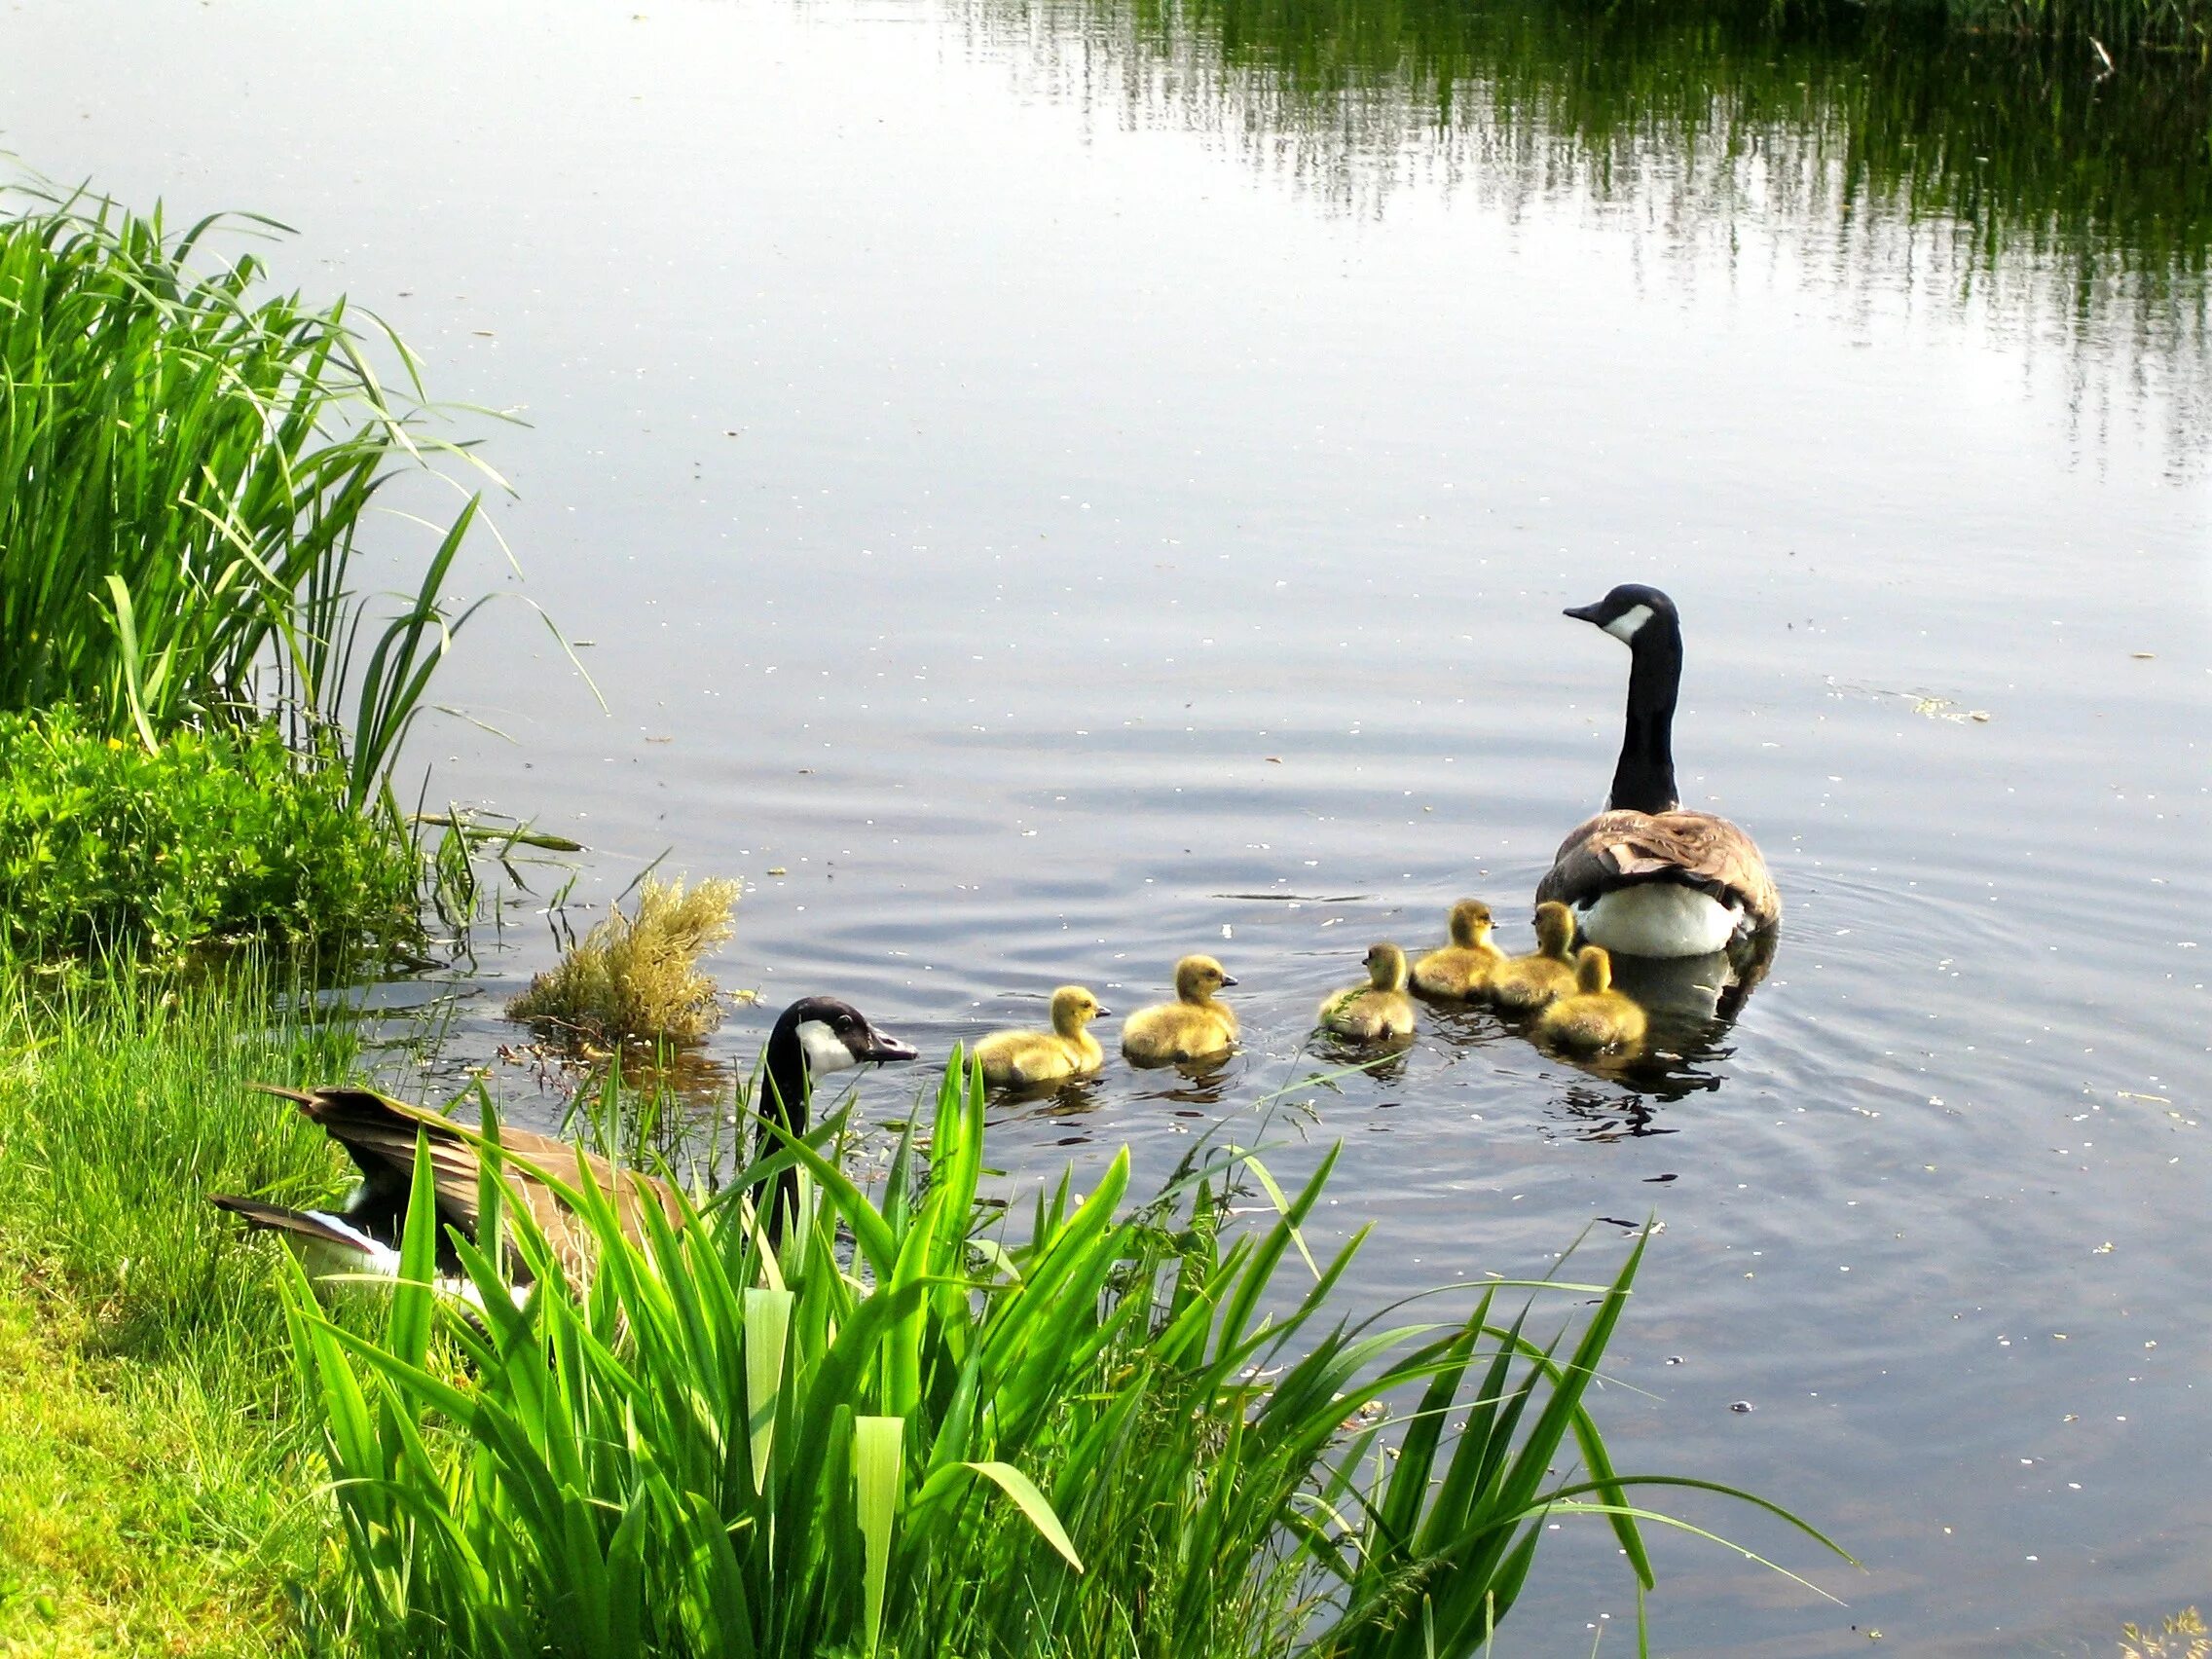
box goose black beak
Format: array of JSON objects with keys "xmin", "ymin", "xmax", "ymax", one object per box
[
  {"xmin": 1219, "ymin": 974, "xmax": 1240, "ymax": 987},
  {"xmin": 1094, "ymin": 1006, "xmax": 1114, "ymax": 1018},
  {"xmin": 861, "ymin": 1029, "xmax": 919, "ymax": 1065},
  {"xmin": 1563, "ymin": 602, "xmax": 1605, "ymax": 625}
]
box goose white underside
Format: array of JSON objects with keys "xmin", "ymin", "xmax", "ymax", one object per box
[
  {"xmin": 296, "ymin": 1210, "xmax": 523, "ymax": 1310},
  {"xmin": 1578, "ymin": 883, "xmax": 1742, "ymax": 959}
]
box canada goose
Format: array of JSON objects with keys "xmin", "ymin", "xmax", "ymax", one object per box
[
  {"xmin": 1318, "ymin": 942, "xmax": 1417, "ymax": 1040},
  {"xmin": 1534, "ymin": 946, "xmax": 1648, "ymax": 1052},
  {"xmin": 210, "ymin": 997, "xmax": 916, "ymax": 1282},
  {"xmin": 1410, "ymin": 901, "xmax": 1506, "ymax": 1000},
  {"xmin": 974, "ymin": 986, "xmax": 1109, "ymax": 1086},
  {"xmin": 1538, "ymin": 585, "xmax": 1780, "ymax": 958},
  {"xmin": 1488, "ymin": 901, "xmax": 1581, "ymax": 1013},
  {"xmin": 1122, "ymin": 955, "xmax": 1239, "ymax": 1065}
]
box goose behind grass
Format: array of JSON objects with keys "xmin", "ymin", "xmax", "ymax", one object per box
[
  {"xmin": 211, "ymin": 996, "xmax": 917, "ymax": 1277},
  {"xmin": 1411, "ymin": 900, "xmax": 1506, "ymax": 1000},
  {"xmin": 508, "ymin": 875, "xmax": 740, "ymax": 1047},
  {"xmin": 1122, "ymin": 955, "xmax": 1239, "ymax": 1064}
]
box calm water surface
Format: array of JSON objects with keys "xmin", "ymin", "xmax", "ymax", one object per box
[{"xmin": 5, "ymin": 0, "xmax": 2208, "ymax": 1649}]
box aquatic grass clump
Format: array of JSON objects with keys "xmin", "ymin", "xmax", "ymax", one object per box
[
  {"xmin": 0, "ymin": 184, "xmax": 504, "ymax": 799},
  {"xmin": 507, "ymin": 874, "xmax": 741, "ymax": 1047},
  {"xmin": 0, "ymin": 707, "xmax": 420, "ymax": 963},
  {"xmin": 288, "ymin": 1052, "xmax": 1846, "ymax": 1656}
]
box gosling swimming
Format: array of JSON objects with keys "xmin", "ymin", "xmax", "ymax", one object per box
[
  {"xmin": 974, "ymin": 985, "xmax": 1110, "ymax": 1086},
  {"xmin": 1410, "ymin": 900, "xmax": 1506, "ymax": 1000},
  {"xmin": 1318, "ymin": 941, "xmax": 1417, "ymax": 1040},
  {"xmin": 1533, "ymin": 946, "xmax": 1648, "ymax": 1053},
  {"xmin": 1488, "ymin": 901, "xmax": 1581, "ymax": 1013},
  {"xmin": 1122, "ymin": 955, "xmax": 1239, "ymax": 1065}
]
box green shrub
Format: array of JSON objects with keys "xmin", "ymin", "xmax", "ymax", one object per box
[
  {"xmin": 0, "ymin": 708, "xmax": 419, "ymax": 961},
  {"xmin": 290, "ymin": 1054, "xmax": 1846, "ymax": 1657}
]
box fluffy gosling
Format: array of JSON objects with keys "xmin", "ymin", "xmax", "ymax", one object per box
[
  {"xmin": 1411, "ymin": 900, "xmax": 1507, "ymax": 1000},
  {"xmin": 1533, "ymin": 946, "xmax": 1648, "ymax": 1052},
  {"xmin": 1122, "ymin": 955, "xmax": 1239, "ymax": 1065},
  {"xmin": 974, "ymin": 985, "xmax": 1110, "ymax": 1086},
  {"xmin": 1318, "ymin": 941, "xmax": 1417, "ymax": 1040},
  {"xmin": 1488, "ymin": 901, "xmax": 1580, "ymax": 1013}
]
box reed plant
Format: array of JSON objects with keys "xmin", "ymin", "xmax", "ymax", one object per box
[
  {"xmin": 0, "ymin": 184, "xmax": 502, "ymax": 803},
  {"xmin": 289, "ymin": 1053, "xmax": 1845, "ymax": 1656}
]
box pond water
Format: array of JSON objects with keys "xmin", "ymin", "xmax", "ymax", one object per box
[{"xmin": 5, "ymin": 0, "xmax": 2209, "ymax": 1648}]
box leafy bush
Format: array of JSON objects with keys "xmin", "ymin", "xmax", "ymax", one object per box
[
  {"xmin": 507, "ymin": 874, "xmax": 741, "ymax": 1046},
  {"xmin": 288, "ymin": 1054, "xmax": 1844, "ymax": 1656},
  {"xmin": 0, "ymin": 708, "xmax": 419, "ymax": 961}
]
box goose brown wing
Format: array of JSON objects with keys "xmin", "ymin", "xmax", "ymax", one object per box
[
  {"xmin": 252, "ymin": 1085, "xmax": 683, "ymax": 1275},
  {"xmin": 1536, "ymin": 810, "xmax": 1780, "ymax": 929}
]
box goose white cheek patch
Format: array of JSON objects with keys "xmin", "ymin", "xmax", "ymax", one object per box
[
  {"xmin": 795, "ymin": 1019, "xmax": 859, "ymax": 1074},
  {"xmin": 1603, "ymin": 604, "xmax": 1654, "ymax": 643}
]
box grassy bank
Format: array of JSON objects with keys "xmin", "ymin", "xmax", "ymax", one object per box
[{"xmin": 0, "ymin": 960, "xmax": 357, "ymax": 1653}]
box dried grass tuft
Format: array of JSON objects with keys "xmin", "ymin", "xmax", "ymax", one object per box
[{"xmin": 507, "ymin": 875, "xmax": 740, "ymax": 1047}]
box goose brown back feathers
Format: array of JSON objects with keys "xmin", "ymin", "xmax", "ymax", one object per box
[{"xmin": 1535, "ymin": 808, "xmax": 1781, "ymax": 930}]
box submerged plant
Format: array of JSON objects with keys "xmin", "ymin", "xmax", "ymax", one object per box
[
  {"xmin": 506, "ymin": 874, "xmax": 740, "ymax": 1047},
  {"xmin": 285, "ymin": 1052, "xmax": 1847, "ymax": 1657}
]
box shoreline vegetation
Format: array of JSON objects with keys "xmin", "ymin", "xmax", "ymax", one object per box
[{"xmin": 0, "ymin": 183, "xmax": 571, "ymax": 976}]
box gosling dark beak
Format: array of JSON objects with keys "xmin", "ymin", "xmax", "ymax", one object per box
[
  {"xmin": 861, "ymin": 1027, "xmax": 919, "ymax": 1065},
  {"xmin": 1095, "ymin": 1006, "xmax": 1114, "ymax": 1018},
  {"xmin": 1219, "ymin": 974, "xmax": 1239, "ymax": 987},
  {"xmin": 1564, "ymin": 602, "xmax": 1605, "ymax": 625}
]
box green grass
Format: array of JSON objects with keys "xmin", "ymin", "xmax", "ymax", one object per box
[
  {"xmin": 0, "ymin": 955, "xmax": 362, "ymax": 1652},
  {"xmin": 0, "ymin": 183, "xmax": 508, "ymax": 804},
  {"xmin": 294, "ymin": 1052, "xmax": 1847, "ymax": 1656}
]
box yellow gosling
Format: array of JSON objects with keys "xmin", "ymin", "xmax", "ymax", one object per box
[
  {"xmin": 1122, "ymin": 955, "xmax": 1240, "ymax": 1065},
  {"xmin": 1488, "ymin": 901, "xmax": 1581, "ymax": 1013},
  {"xmin": 1534, "ymin": 946, "xmax": 1648, "ymax": 1053},
  {"xmin": 974, "ymin": 986, "xmax": 1109, "ymax": 1086},
  {"xmin": 1318, "ymin": 942, "xmax": 1417, "ymax": 1041},
  {"xmin": 1411, "ymin": 900, "xmax": 1507, "ymax": 1000}
]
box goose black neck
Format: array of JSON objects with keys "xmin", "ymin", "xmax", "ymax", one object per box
[
  {"xmin": 759, "ymin": 1016, "xmax": 811, "ymax": 1139},
  {"xmin": 1608, "ymin": 615, "xmax": 1682, "ymax": 815},
  {"xmin": 755, "ymin": 1014, "xmax": 812, "ymax": 1241}
]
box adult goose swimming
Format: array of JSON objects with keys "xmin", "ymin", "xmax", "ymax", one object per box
[
  {"xmin": 1536, "ymin": 585, "xmax": 1781, "ymax": 958},
  {"xmin": 210, "ymin": 996, "xmax": 916, "ymax": 1283}
]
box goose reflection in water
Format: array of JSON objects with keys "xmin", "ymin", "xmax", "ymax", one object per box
[{"xmin": 1540, "ymin": 927, "xmax": 1779, "ymax": 1107}]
